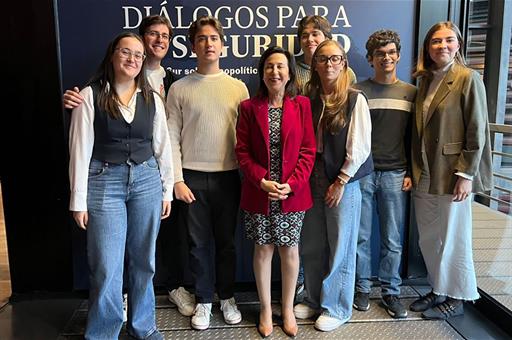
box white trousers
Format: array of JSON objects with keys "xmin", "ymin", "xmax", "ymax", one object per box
[{"xmin": 413, "ymin": 190, "xmax": 479, "ymax": 300}]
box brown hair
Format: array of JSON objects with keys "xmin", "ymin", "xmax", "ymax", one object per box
[
  {"xmin": 413, "ymin": 21, "xmax": 466, "ymax": 78},
  {"xmin": 87, "ymin": 32, "xmax": 153, "ymax": 119},
  {"xmin": 138, "ymin": 15, "xmax": 173, "ymax": 37},
  {"xmin": 188, "ymin": 15, "xmax": 225, "ymax": 44},
  {"xmin": 365, "ymin": 29, "xmax": 401, "ymax": 60},
  {"xmin": 306, "ymin": 40, "xmax": 350, "ymax": 133},
  {"xmin": 297, "ymin": 15, "xmax": 332, "ymax": 40}
]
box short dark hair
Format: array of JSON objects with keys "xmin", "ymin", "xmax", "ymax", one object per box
[
  {"xmin": 297, "ymin": 15, "xmax": 332, "ymax": 40},
  {"xmin": 188, "ymin": 16, "xmax": 225, "ymax": 44},
  {"xmin": 256, "ymin": 46, "xmax": 298, "ymax": 99},
  {"xmin": 138, "ymin": 15, "xmax": 173, "ymax": 37},
  {"xmin": 365, "ymin": 29, "xmax": 401, "ymax": 60}
]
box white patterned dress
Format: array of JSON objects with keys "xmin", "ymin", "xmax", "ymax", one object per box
[{"xmin": 244, "ymin": 107, "xmax": 305, "ymax": 247}]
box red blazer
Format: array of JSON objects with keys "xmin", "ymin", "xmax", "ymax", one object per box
[{"xmin": 236, "ymin": 95, "xmax": 316, "ymax": 215}]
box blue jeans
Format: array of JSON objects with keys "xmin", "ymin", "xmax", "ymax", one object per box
[
  {"xmin": 301, "ymin": 161, "xmax": 361, "ymax": 321},
  {"xmin": 85, "ymin": 158, "xmax": 163, "ymax": 340},
  {"xmin": 356, "ymin": 170, "xmax": 407, "ymax": 296}
]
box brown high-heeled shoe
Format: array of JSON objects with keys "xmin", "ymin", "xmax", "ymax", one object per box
[
  {"xmin": 257, "ymin": 322, "xmax": 273, "ymax": 338},
  {"xmin": 282, "ymin": 320, "xmax": 298, "ymax": 337}
]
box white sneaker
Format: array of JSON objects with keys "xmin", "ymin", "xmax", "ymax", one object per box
[
  {"xmin": 168, "ymin": 287, "xmax": 195, "ymax": 316},
  {"xmin": 314, "ymin": 312, "xmax": 348, "ymax": 332},
  {"xmin": 191, "ymin": 303, "xmax": 212, "ymax": 330},
  {"xmin": 122, "ymin": 293, "xmax": 128, "ymax": 323},
  {"xmin": 293, "ymin": 303, "xmax": 319, "ymax": 319},
  {"xmin": 220, "ymin": 297, "xmax": 242, "ymax": 325}
]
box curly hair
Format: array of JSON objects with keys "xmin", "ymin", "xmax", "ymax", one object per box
[{"xmin": 365, "ymin": 29, "xmax": 401, "ymax": 60}]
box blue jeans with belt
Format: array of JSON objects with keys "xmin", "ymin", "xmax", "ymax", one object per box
[
  {"xmin": 355, "ymin": 169, "xmax": 407, "ymax": 296},
  {"xmin": 301, "ymin": 161, "xmax": 361, "ymax": 321},
  {"xmin": 85, "ymin": 157, "xmax": 163, "ymax": 340}
]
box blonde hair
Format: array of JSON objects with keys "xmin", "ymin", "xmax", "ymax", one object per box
[
  {"xmin": 413, "ymin": 21, "xmax": 466, "ymax": 78},
  {"xmin": 306, "ymin": 40, "xmax": 350, "ymax": 134}
]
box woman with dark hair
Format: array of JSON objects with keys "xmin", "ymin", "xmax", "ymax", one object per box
[
  {"xmin": 293, "ymin": 39, "xmax": 372, "ymax": 332},
  {"xmin": 236, "ymin": 46, "xmax": 316, "ymax": 337},
  {"xmin": 69, "ymin": 32, "xmax": 173, "ymax": 339},
  {"xmin": 409, "ymin": 21, "xmax": 492, "ymax": 320}
]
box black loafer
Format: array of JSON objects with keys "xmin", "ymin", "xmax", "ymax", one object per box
[{"xmin": 410, "ymin": 291, "xmax": 446, "ymax": 312}]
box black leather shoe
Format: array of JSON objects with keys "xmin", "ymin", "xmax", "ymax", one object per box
[
  {"xmin": 422, "ymin": 299, "xmax": 464, "ymax": 320},
  {"xmin": 410, "ymin": 291, "xmax": 446, "ymax": 312}
]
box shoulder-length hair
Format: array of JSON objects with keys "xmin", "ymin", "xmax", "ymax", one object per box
[
  {"xmin": 87, "ymin": 32, "xmax": 152, "ymax": 119},
  {"xmin": 413, "ymin": 21, "xmax": 466, "ymax": 78},
  {"xmin": 306, "ymin": 40, "xmax": 350, "ymax": 134},
  {"xmin": 256, "ymin": 46, "xmax": 298, "ymax": 99}
]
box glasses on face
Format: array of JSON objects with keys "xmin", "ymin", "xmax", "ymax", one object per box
[
  {"xmin": 145, "ymin": 30, "xmax": 170, "ymax": 42},
  {"xmin": 115, "ymin": 48, "xmax": 145, "ymax": 62},
  {"xmin": 373, "ymin": 49, "xmax": 398, "ymax": 59},
  {"xmin": 314, "ymin": 54, "xmax": 345, "ymax": 65}
]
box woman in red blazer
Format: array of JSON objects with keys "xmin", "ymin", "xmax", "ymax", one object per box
[{"xmin": 236, "ymin": 46, "xmax": 316, "ymax": 337}]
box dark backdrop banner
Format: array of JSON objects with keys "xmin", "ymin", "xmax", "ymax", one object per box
[
  {"xmin": 56, "ymin": 0, "xmax": 416, "ymax": 288},
  {"xmin": 57, "ymin": 0, "xmax": 416, "ymax": 95}
]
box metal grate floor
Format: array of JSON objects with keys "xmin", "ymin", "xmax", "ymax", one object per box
[
  {"xmin": 472, "ymin": 203, "xmax": 512, "ymax": 311},
  {"xmin": 59, "ymin": 286, "xmax": 464, "ymax": 339}
]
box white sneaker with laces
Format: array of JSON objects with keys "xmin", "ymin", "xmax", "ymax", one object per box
[
  {"xmin": 122, "ymin": 293, "xmax": 128, "ymax": 323},
  {"xmin": 220, "ymin": 297, "xmax": 242, "ymax": 325},
  {"xmin": 191, "ymin": 303, "xmax": 212, "ymax": 330},
  {"xmin": 293, "ymin": 303, "xmax": 319, "ymax": 319},
  {"xmin": 168, "ymin": 287, "xmax": 195, "ymax": 316},
  {"xmin": 314, "ymin": 312, "xmax": 348, "ymax": 332}
]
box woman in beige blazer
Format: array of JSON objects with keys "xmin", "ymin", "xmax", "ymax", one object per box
[{"xmin": 409, "ymin": 22, "xmax": 492, "ymax": 320}]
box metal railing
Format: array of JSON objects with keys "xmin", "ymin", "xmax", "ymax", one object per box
[{"xmin": 478, "ymin": 123, "xmax": 512, "ymax": 208}]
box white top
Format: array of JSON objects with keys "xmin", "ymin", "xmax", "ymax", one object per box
[
  {"xmin": 316, "ymin": 93, "xmax": 372, "ymax": 177},
  {"xmin": 166, "ymin": 71, "xmax": 250, "ymax": 182},
  {"xmin": 146, "ymin": 66, "xmax": 166, "ymax": 97},
  {"xmin": 69, "ymin": 86, "xmax": 174, "ymax": 211}
]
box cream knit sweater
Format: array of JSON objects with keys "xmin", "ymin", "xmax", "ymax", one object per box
[{"xmin": 166, "ymin": 71, "xmax": 249, "ymax": 183}]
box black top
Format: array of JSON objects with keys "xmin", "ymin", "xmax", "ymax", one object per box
[{"xmin": 354, "ymin": 79, "xmax": 416, "ymax": 175}]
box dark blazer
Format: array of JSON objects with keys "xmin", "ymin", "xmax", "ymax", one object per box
[
  {"xmin": 411, "ymin": 63, "xmax": 493, "ymax": 194},
  {"xmin": 236, "ymin": 95, "xmax": 316, "ymax": 215}
]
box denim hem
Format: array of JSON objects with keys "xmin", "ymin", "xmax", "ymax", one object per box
[
  {"xmin": 127, "ymin": 326, "xmax": 159, "ymax": 340},
  {"xmin": 432, "ymin": 289, "xmax": 480, "ymax": 302},
  {"xmin": 321, "ymin": 310, "xmax": 351, "ymax": 322}
]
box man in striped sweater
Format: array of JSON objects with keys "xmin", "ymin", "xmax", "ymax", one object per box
[{"xmin": 353, "ymin": 30, "xmax": 416, "ymax": 319}]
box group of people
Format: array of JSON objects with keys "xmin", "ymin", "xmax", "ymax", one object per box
[{"xmin": 66, "ymin": 13, "xmax": 492, "ymax": 340}]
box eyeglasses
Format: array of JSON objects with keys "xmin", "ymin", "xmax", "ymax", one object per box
[
  {"xmin": 314, "ymin": 55, "xmax": 345, "ymax": 65},
  {"xmin": 115, "ymin": 48, "xmax": 145, "ymax": 62},
  {"xmin": 145, "ymin": 30, "xmax": 170, "ymax": 41},
  {"xmin": 373, "ymin": 50, "xmax": 398, "ymax": 59}
]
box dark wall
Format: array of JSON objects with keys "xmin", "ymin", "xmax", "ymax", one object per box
[{"xmin": 3, "ymin": 0, "xmax": 73, "ymax": 293}]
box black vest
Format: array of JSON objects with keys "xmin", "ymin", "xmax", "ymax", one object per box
[
  {"xmin": 91, "ymin": 83, "xmax": 155, "ymax": 164},
  {"xmin": 312, "ymin": 89, "xmax": 374, "ymax": 183}
]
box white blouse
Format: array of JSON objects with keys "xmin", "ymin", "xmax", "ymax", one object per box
[{"xmin": 69, "ymin": 86, "xmax": 174, "ymax": 211}]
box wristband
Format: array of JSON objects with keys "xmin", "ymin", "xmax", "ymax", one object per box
[{"xmin": 337, "ymin": 175, "xmax": 348, "ymax": 185}]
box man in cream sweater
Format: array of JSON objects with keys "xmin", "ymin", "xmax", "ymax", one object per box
[{"xmin": 166, "ymin": 15, "xmax": 249, "ymax": 331}]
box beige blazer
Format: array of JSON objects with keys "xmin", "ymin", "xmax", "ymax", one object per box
[{"xmin": 411, "ymin": 63, "xmax": 493, "ymax": 195}]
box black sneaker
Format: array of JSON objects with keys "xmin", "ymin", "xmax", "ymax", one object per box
[
  {"xmin": 382, "ymin": 295, "xmax": 407, "ymax": 319},
  {"xmin": 353, "ymin": 292, "xmax": 370, "ymax": 311},
  {"xmin": 410, "ymin": 291, "xmax": 446, "ymax": 312},
  {"xmin": 422, "ymin": 299, "xmax": 463, "ymax": 320}
]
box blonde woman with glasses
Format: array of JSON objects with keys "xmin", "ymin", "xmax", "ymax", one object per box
[{"xmin": 293, "ymin": 40, "xmax": 373, "ymax": 332}]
